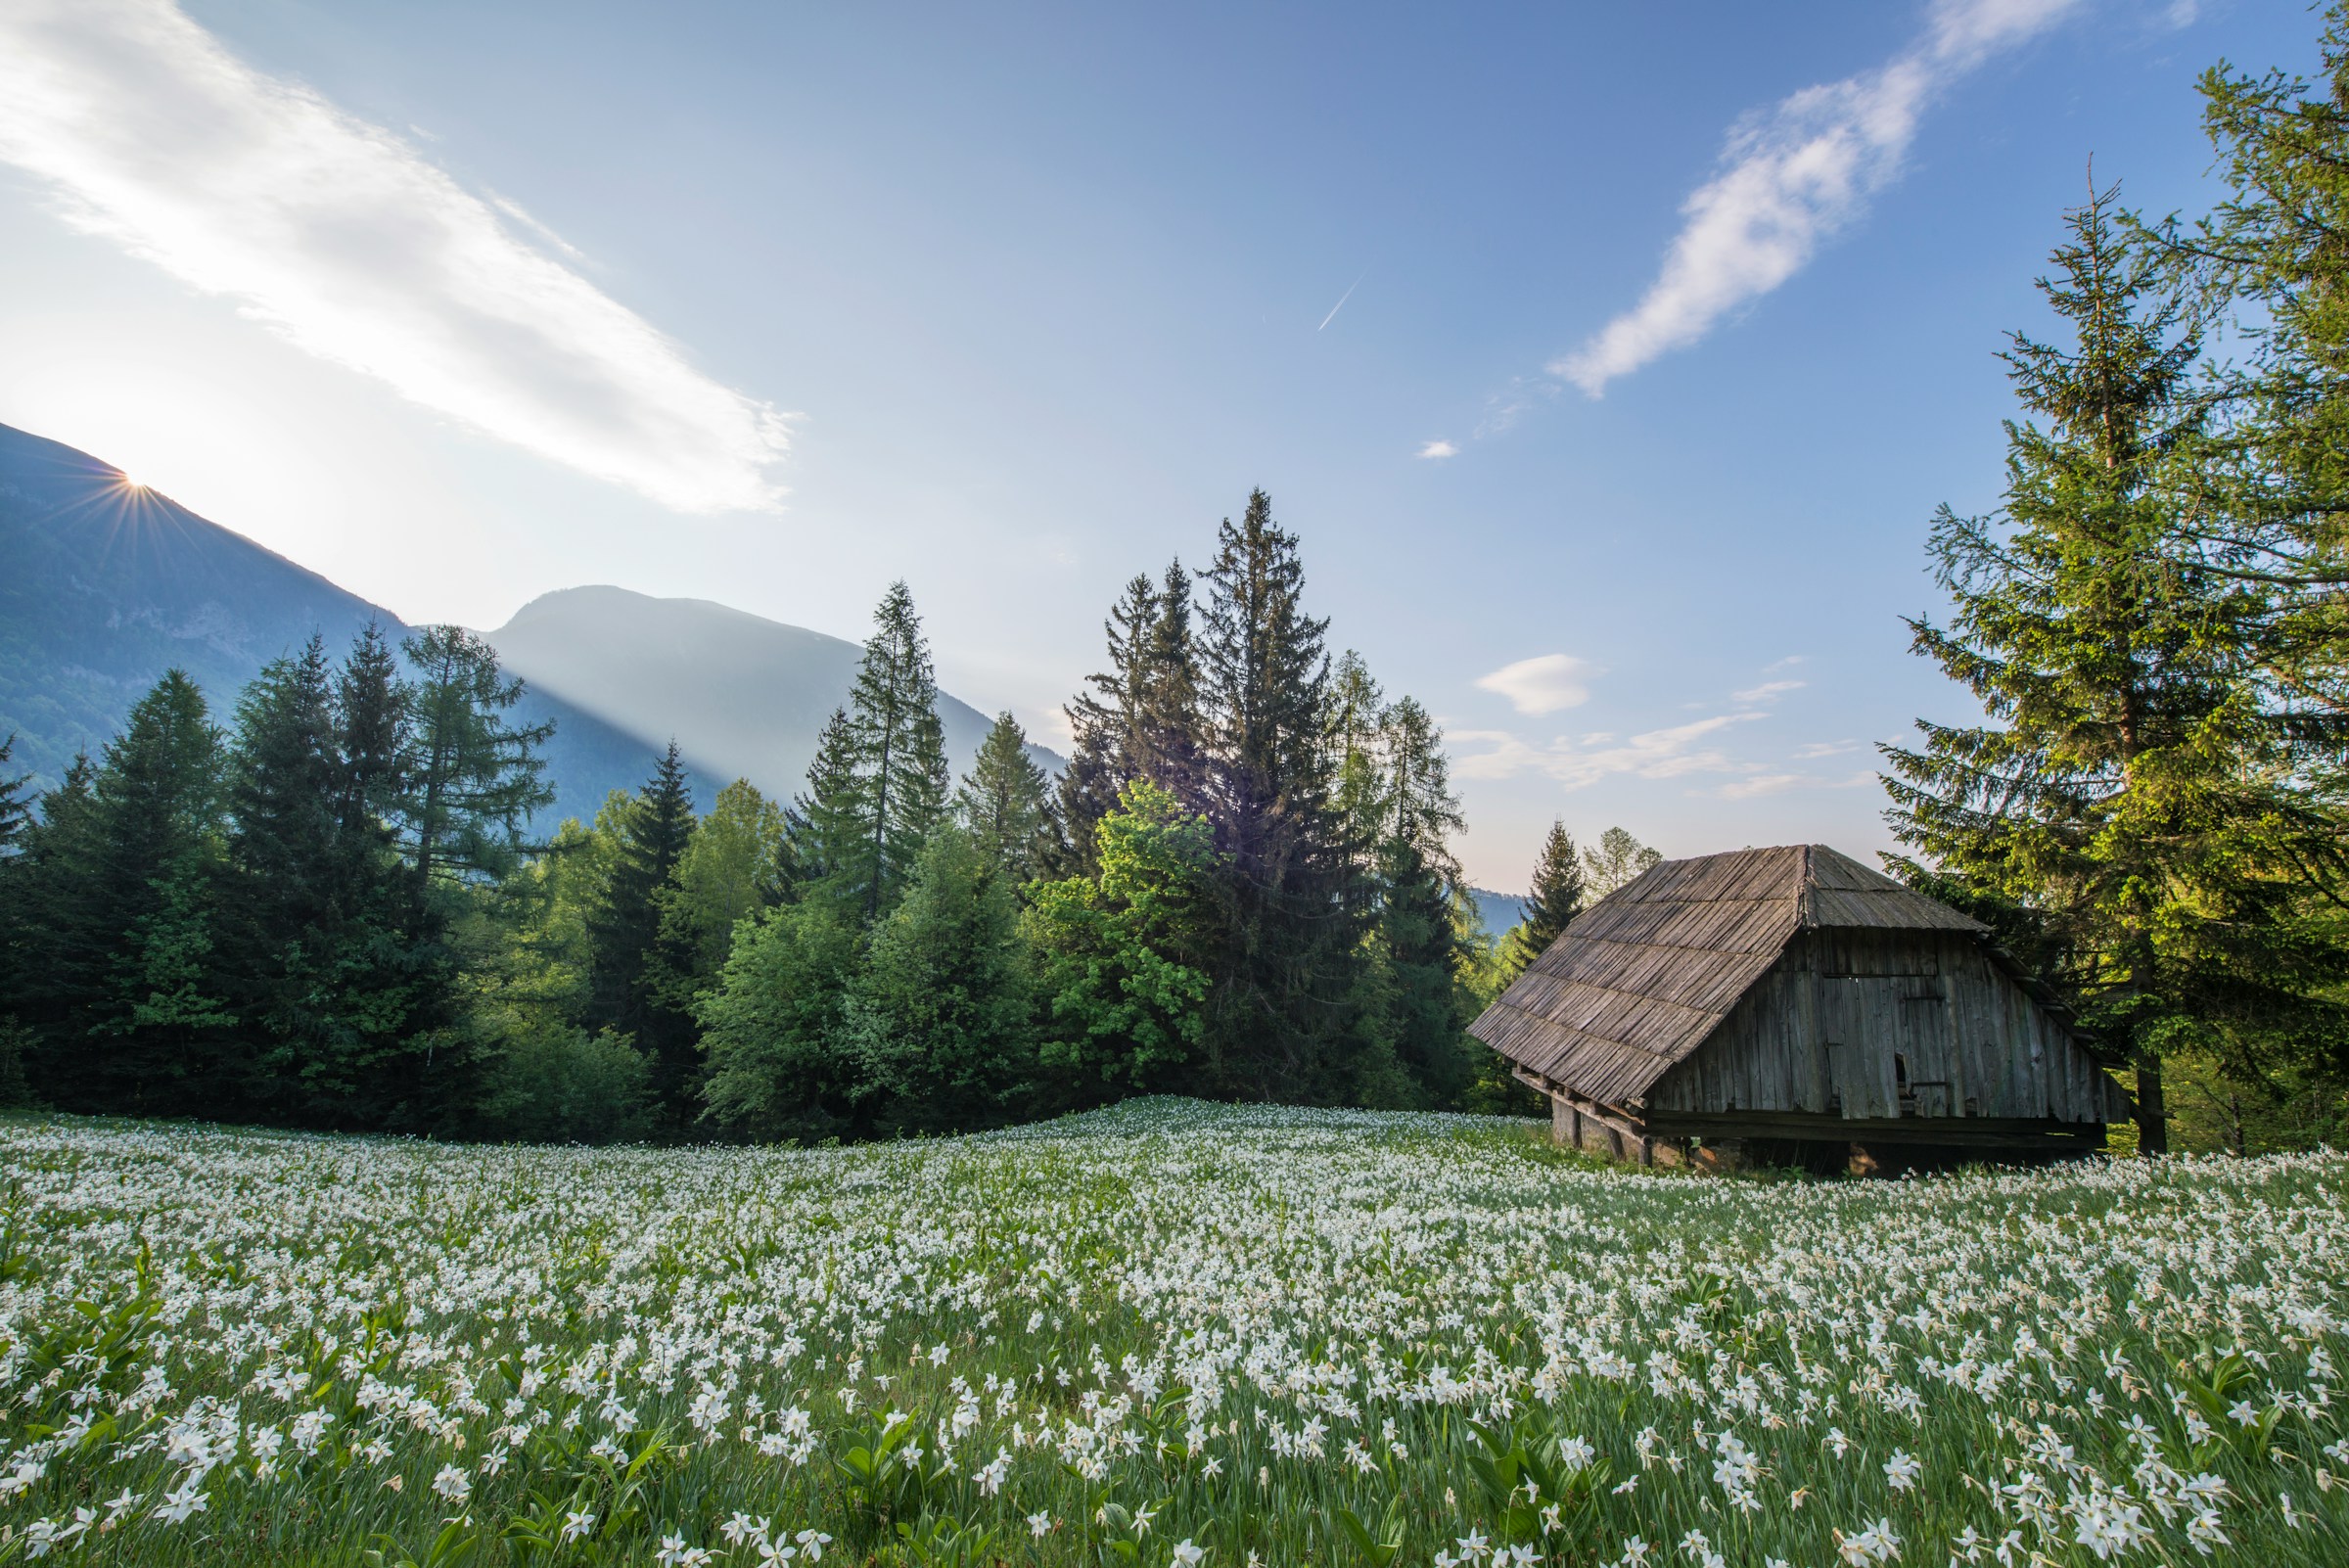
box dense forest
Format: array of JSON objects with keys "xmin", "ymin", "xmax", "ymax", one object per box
[
  {"xmin": 11, "ymin": 13, "xmax": 2349, "ymax": 1153},
  {"xmin": 0, "ymin": 493, "xmax": 1659, "ymax": 1140}
]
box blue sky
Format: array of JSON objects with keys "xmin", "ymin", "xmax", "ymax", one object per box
[{"xmin": 0, "ymin": 0, "xmax": 2314, "ymax": 888}]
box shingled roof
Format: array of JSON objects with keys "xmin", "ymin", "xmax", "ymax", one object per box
[{"xmin": 1468, "ymin": 844, "xmax": 1989, "ymax": 1108}]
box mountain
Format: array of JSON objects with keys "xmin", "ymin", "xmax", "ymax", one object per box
[
  {"xmin": 0, "ymin": 420, "xmax": 1048, "ymax": 829},
  {"xmin": 1467, "ymin": 888, "xmax": 1527, "ymax": 942},
  {"xmin": 483, "ymin": 586, "xmax": 1054, "ymax": 821}
]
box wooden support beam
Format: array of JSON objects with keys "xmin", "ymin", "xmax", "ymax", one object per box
[{"xmin": 1514, "ymin": 1067, "xmax": 1654, "ymax": 1164}]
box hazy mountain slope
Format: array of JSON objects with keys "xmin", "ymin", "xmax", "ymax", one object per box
[
  {"xmin": 484, "ymin": 586, "xmax": 1054, "ymax": 811},
  {"xmin": 0, "ymin": 422, "xmax": 676, "ymax": 827},
  {"xmin": 1467, "ymin": 888, "xmax": 1528, "ymax": 941},
  {"xmin": 0, "ymin": 421, "xmax": 1047, "ymax": 833}
]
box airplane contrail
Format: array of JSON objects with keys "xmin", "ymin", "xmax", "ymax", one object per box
[{"xmin": 1317, "ymin": 272, "xmax": 1364, "ymax": 331}]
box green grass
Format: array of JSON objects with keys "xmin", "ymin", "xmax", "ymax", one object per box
[{"xmin": 0, "ymin": 1099, "xmax": 2343, "ymax": 1566}]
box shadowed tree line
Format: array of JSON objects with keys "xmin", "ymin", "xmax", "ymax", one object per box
[{"xmin": 0, "ymin": 493, "xmax": 1564, "ymax": 1140}]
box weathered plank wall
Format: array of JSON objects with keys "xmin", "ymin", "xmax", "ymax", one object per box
[{"xmin": 1642, "ymin": 931, "xmax": 2121, "ymax": 1125}]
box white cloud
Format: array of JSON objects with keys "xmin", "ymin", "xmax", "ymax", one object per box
[
  {"xmin": 1452, "ymin": 712, "xmax": 1766, "ymax": 789},
  {"xmin": 1474, "ymin": 653, "xmax": 1598, "ymax": 715},
  {"xmin": 0, "ymin": 0, "xmax": 790, "ymax": 512},
  {"xmin": 1417, "ymin": 438, "xmax": 1459, "ymax": 459},
  {"xmin": 1732, "ymin": 678, "xmax": 1806, "ymax": 704},
  {"xmin": 1791, "ymin": 738, "xmax": 1864, "ymax": 760},
  {"xmin": 1555, "ymin": 0, "xmax": 2083, "ymax": 396},
  {"xmin": 1714, "ymin": 772, "xmax": 1807, "ymax": 800}
]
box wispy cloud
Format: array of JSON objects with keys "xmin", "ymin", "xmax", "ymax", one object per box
[
  {"xmin": 1555, "ymin": 0, "xmax": 2084, "ymax": 396},
  {"xmin": 1474, "ymin": 653, "xmax": 1598, "ymax": 715},
  {"xmin": 1714, "ymin": 772, "xmax": 1807, "ymax": 800},
  {"xmin": 1732, "ymin": 678, "xmax": 1806, "ymax": 704},
  {"xmin": 1453, "ymin": 712, "xmax": 1766, "ymax": 789},
  {"xmin": 0, "ymin": 0, "xmax": 790, "ymax": 512},
  {"xmin": 1417, "ymin": 438, "xmax": 1459, "ymax": 460}
]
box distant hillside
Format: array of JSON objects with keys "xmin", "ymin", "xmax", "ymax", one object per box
[
  {"xmin": 1468, "ymin": 888, "xmax": 1527, "ymax": 942},
  {"xmin": 0, "ymin": 421, "xmax": 1049, "ymax": 830},
  {"xmin": 484, "ymin": 586, "xmax": 1057, "ymax": 819},
  {"xmin": 0, "ymin": 421, "xmax": 675, "ymax": 826}
]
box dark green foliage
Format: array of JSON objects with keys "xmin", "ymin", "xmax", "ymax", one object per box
[
  {"xmin": 696, "ymin": 898, "xmax": 861, "ymax": 1140},
  {"xmin": 1371, "ymin": 696, "xmax": 1473, "ymax": 1104},
  {"xmin": 474, "ymin": 1024, "xmax": 655, "ymax": 1145},
  {"xmin": 223, "ymin": 636, "xmax": 455, "ymax": 1130},
  {"xmin": 1028, "ymin": 781, "xmax": 1222, "ymax": 1096},
  {"xmin": 846, "ymin": 826, "xmax": 1036, "ymax": 1131},
  {"xmin": 1193, "ymin": 491, "xmax": 1364, "ymax": 1102},
  {"xmin": 1885, "ymin": 184, "xmax": 2349, "ymax": 1153},
  {"xmin": 0, "ymin": 734, "xmax": 27, "ymax": 855},
  {"xmin": 1505, "ymin": 822, "xmax": 1587, "ymax": 979},
  {"xmin": 847, "ymin": 582, "xmax": 951, "ymax": 920},
  {"xmin": 783, "ymin": 708, "xmax": 868, "ymax": 915},
  {"xmin": 401, "ymin": 625, "xmax": 554, "ymax": 894},
  {"xmin": 956, "ymin": 712, "xmax": 1053, "ymax": 884},
  {"xmin": 12, "ymin": 673, "xmax": 231, "ymax": 1113},
  {"xmin": 585, "ymin": 743, "xmax": 701, "ymax": 1117},
  {"xmin": 1050, "ymin": 562, "xmax": 1204, "ymax": 875}
]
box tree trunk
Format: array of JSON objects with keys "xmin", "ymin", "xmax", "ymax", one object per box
[{"xmin": 2135, "ymin": 1055, "xmax": 2169, "ymax": 1155}]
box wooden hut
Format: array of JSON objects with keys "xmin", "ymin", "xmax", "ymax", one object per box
[{"xmin": 1469, "ymin": 845, "xmax": 2130, "ymax": 1170}]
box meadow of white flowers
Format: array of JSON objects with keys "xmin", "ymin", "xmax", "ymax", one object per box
[{"xmin": 0, "ymin": 1100, "xmax": 2342, "ymax": 1567}]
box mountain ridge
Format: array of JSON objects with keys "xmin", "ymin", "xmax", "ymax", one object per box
[{"xmin": 0, "ymin": 421, "xmax": 1048, "ymax": 828}]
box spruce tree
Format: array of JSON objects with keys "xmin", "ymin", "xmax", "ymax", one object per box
[
  {"xmin": 401, "ymin": 625, "xmax": 555, "ymax": 896},
  {"xmin": 223, "ymin": 640, "xmax": 344, "ymax": 1117},
  {"xmin": 784, "ymin": 708, "xmax": 867, "ymax": 911},
  {"xmin": 0, "ymin": 735, "xmax": 27, "ymax": 854},
  {"xmin": 1134, "ymin": 561, "xmax": 1206, "ymax": 808},
  {"xmin": 845, "ymin": 824, "xmax": 1036, "ymax": 1130},
  {"xmin": 956, "ymin": 712, "xmax": 1052, "ymax": 883},
  {"xmin": 228, "ymin": 635, "xmax": 449, "ymax": 1128},
  {"xmin": 1505, "ymin": 822, "xmax": 1588, "ymax": 978},
  {"xmin": 17, "ymin": 675, "xmax": 233, "ymax": 1112},
  {"xmin": 586, "ymin": 742, "xmax": 701, "ymax": 1116},
  {"xmin": 8, "ymin": 756, "xmax": 104, "ymax": 1094},
  {"xmin": 1196, "ymin": 489, "xmax": 1360, "ymax": 1100},
  {"xmin": 1327, "ymin": 652, "xmax": 1387, "ymax": 867},
  {"xmin": 1051, "ymin": 562, "xmax": 1206, "ymax": 875},
  {"xmin": 846, "ymin": 581, "xmax": 950, "ymax": 919},
  {"xmin": 1371, "ymin": 696, "xmax": 1472, "ymax": 1103},
  {"xmin": 1884, "ymin": 186, "xmax": 2349, "ymax": 1153},
  {"xmin": 1054, "ymin": 573, "xmax": 1161, "ymax": 874}
]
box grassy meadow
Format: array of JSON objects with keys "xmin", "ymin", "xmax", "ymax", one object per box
[{"xmin": 0, "ymin": 1101, "xmax": 2343, "ymax": 1566}]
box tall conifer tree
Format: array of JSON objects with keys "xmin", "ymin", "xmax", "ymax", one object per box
[
  {"xmin": 401, "ymin": 625, "xmax": 554, "ymax": 897},
  {"xmin": 1055, "ymin": 573, "xmax": 1162, "ymax": 874},
  {"xmin": 1196, "ymin": 489, "xmax": 1359, "ymax": 1100},
  {"xmin": 13, "ymin": 676, "xmax": 232, "ymax": 1111},
  {"xmin": 846, "ymin": 581, "xmax": 950, "ymax": 919},
  {"xmin": 1370, "ymin": 696, "xmax": 1471, "ymax": 1103},
  {"xmin": 586, "ymin": 742, "xmax": 701, "ymax": 1114},
  {"xmin": 1885, "ymin": 186, "xmax": 2349, "ymax": 1152},
  {"xmin": 1504, "ymin": 822, "xmax": 1587, "ymax": 978},
  {"xmin": 0, "ymin": 735, "xmax": 27, "ymax": 855},
  {"xmin": 957, "ymin": 712, "xmax": 1053, "ymax": 884}
]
